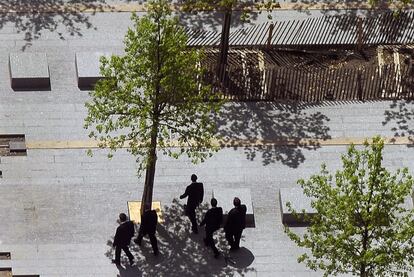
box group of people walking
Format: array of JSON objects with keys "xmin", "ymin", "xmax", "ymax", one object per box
[{"xmin": 112, "ymin": 174, "xmax": 247, "ymax": 266}]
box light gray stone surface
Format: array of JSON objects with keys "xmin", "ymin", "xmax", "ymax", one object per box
[
  {"xmin": 75, "ymin": 52, "xmax": 111, "ymax": 89},
  {"xmin": 9, "ymin": 53, "xmax": 50, "ymax": 90},
  {"xmin": 213, "ymin": 188, "xmax": 255, "ymax": 227},
  {"xmin": 279, "ymin": 188, "xmax": 316, "ymax": 226},
  {"xmin": 0, "ymin": 8, "xmax": 414, "ymax": 277}
]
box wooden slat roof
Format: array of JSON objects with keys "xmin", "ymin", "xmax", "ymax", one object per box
[{"xmin": 186, "ymin": 11, "xmax": 414, "ymax": 47}]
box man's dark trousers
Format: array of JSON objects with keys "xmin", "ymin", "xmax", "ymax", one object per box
[
  {"xmin": 205, "ymin": 229, "xmax": 219, "ymax": 255},
  {"xmin": 135, "ymin": 210, "xmax": 159, "ymax": 254},
  {"xmin": 114, "ymin": 246, "xmax": 134, "ymax": 264},
  {"xmin": 225, "ymin": 229, "xmax": 243, "ymax": 249},
  {"xmin": 186, "ymin": 206, "xmax": 198, "ymax": 233},
  {"xmin": 136, "ymin": 232, "xmax": 158, "ymax": 253}
]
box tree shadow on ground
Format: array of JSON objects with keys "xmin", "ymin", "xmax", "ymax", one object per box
[
  {"xmin": 214, "ymin": 102, "xmax": 331, "ymax": 168},
  {"xmin": 177, "ymin": 10, "xmax": 258, "ymax": 33},
  {"xmin": 291, "ymin": 2, "xmax": 414, "ymax": 47},
  {"xmin": 105, "ymin": 199, "xmax": 256, "ymax": 277},
  {"xmin": 383, "ymin": 100, "xmax": 414, "ymax": 147},
  {"xmin": 0, "ymin": 0, "xmax": 111, "ymax": 50}
]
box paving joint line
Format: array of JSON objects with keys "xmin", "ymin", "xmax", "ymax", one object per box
[{"xmin": 25, "ymin": 137, "xmax": 414, "ymax": 149}]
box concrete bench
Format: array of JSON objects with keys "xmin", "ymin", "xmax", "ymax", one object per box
[
  {"xmin": 279, "ymin": 188, "xmax": 316, "ymax": 226},
  {"xmin": 280, "ymin": 188, "xmax": 414, "ymax": 226},
  {"xmin": 8, "ymin": 141, "xmax": 26, "ymax": 153},
  {"xmin": 212, "ymin": 188, "xmax": 255, "ymax": 228},
  {"xmin": 9, "ymin": 53, "xmax": 50, "ymax": 90},
  {"xmin": 75, "ymin": 52, "xmax": 111, "ymax": 89}
]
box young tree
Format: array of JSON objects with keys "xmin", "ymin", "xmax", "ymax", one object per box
[
  {"xmin": 181, "ymin": 0, "xmax": 276, "ymax": 82},
  {"xmin": 285, "ymin": 136, "xmax": 414, "ymax": 277},
  {"xmin": 84, "ymin": 0, "xmax": 223, "ymax": 212}
]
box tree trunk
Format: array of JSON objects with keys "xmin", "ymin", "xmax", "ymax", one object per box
[
  {"xmin": 360, "ymin": 265, "xmax": 368, "ymax": 277},
  {"xmin": 217, "ymin": 10, "xmax": 232, "ymax": 83},
  {"xmin": 360, "ymin": 227, "xmax": 369, "ymax": 277},
  {"xmin": 141, "ymin": 125, "xmax": 158, "ymax": 214}
]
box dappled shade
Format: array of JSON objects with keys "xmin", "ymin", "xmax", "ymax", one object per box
[
  {"xmin": 214, "ymin": 102, "xmax": 331, "ymax": 168},
  {"xmin": 106, "ymin": 199, "xmax": 255, "ymax": 277},
  {"xmin": 383, "ymin": 100, "xmax": 414, "ymax": 147},
  {"xmin": 0, "ymin": 0, "xmax": 106, "ymax": 49}
]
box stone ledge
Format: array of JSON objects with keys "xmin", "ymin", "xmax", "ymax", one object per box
[
  {"xmin": 9, "ymin": 53, "xmax": 50, "ymax": 90},
  {"xmin": 279, "ymin": 188, "xmax": 316, "ymax": 226},
  {"xmin": 75, "ymin": 52, "xmax": 111, "ymax": 89},
  {"xmin": 212, "ymin": 188, "xmax": 255, "ymax": 228}
]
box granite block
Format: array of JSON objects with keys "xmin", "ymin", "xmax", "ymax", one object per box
[
  {"xmin": 212, "ymin": 188, "xmax": 255, "ymax": 227},
  {"xmin": 8, "ymin": 141, "xmax": 26, "ymax": 153},
  {"xmin": 75, "ymin": 52, "xmax": 111, "ymax": 89},
  {"xmin": 279, "ymin": 188, "xmax": 316, "ymax": 226},
  {"xmin": 9, "ymin": 53, "xmax": 50, "ymax": 90}
]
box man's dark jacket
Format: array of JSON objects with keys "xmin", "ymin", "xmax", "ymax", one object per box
[
  {"xmin": 113, "ymin": 220, "xmax": 135, "ymax": 247},
  {"xmin": 139, "ymin": 210, "xmax": 158, "ymax": 235},
  {"xmin": 181, "ymin": 182, "xmax": 204, "ymax": 208},
  {"xmin": 224, "ymin": 205, "xmax": 247, "ymax": 233},
  {"xmin": 200, "ymin": 207, "xmax": 223, "ymax": 232}
]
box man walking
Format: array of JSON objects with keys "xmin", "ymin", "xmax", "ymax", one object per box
[
  {"xmin": 200, "ymin": 198, "xmax": 223, "ymax": 258},
  {"xmin": 112, "ymin": 213, "xmax": 135, "ymax": 266},
  {"xmin": 224, "ymin": 197, "xmax": 247, "ymax": 251},
  {"xmin": 180, "ymin": 174, "xmax": 204, "ymax": 234},
  {"xmin": 134, "ymin": 205, "xmax": 159, "ymax": 256}
]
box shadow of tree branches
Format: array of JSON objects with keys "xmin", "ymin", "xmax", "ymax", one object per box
[
  {"xmin": 214, "ymin": 102, "xmax": 331, "ymax": 168},
  {"xmin": 383, "ymin": 100, "xmax": 414, "ymax": 146},
  {"xmin": 177, "ymin": 10, "xmax": 258, "ymax": 33},
  {"xmin": 290, "ymin": 2, "xmax": 414, "ymax": 47},
  {"xmin": 0, "ymin": 0, "xmax": 111, "ymax": 50},
  {"xmin": 105, "ymin": 199, "xmax": 256, "ymax": 277}
]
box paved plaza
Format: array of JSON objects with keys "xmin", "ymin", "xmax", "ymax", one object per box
[{"xmin": 0, "ymin": 4, "xmax": 414, "ymax": 277}]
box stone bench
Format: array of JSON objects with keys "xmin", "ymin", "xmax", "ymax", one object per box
[
  {"xmin": 8, "ymin": 141, "xmax": 26, "ymax": 154},
  {"xmin": 75, "ymin": 52, "xmax": 111, "ymax": 89},
  {"xmin": 280, "ymin": 188, "xmax": 414, "ymax": 226},
  {"xmin": 279, "ymin": 188, "xmax": 316, "ymax": 226},
  {"xmin": 9, "ymin": 53, "xmax": 50, "ymax": 90},
  {"xmin": 212, "ymin": 188, "xmax": 255, "ymax": 228}
]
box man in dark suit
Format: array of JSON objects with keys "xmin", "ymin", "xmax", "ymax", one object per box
[
  {"xmin": 112, "ymin": 213, "xmax": 135, "ymax": 266},
  {"xmin": 134, "ymin": 206, "xmax": 159, "ymax": 256},
  {"xmin": 224, "ymin": 197, "xmax": 247, "ymax": 251},
  {"xmin": 200, "ymin": 198, "xmax": 223, "ymax": 258},
  {"xmin": 180, "ymin": 174, "xmax": 204, "ymax": 234}
]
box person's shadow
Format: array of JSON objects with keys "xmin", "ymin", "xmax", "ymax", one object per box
[{"xmin": 106, "ymin": 199, "xmax": 256, "ymax": 277}]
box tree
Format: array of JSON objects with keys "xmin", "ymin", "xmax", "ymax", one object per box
[
  {"xmin": 285, "ymin": 136, "xmax": 414, "ymax": 277},
  {"xmin": 84, "ymin": 0, "xmax": 223, "ymax": 212},
  {"xmin": 181, "ymin": 0, "xmax": 276, "ymax": 82}
]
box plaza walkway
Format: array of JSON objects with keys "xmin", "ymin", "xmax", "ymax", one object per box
[{"xmin": 0, "ymin": 5, "xmax": 414, "ymax": 277}]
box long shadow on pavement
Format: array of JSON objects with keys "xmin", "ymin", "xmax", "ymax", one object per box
[
  {"xmin": 383, "ymin": 100, "xmax": 414, "ymax": 147},
  {"xmin": 0, "ymin": 0, "xmax": 110, "ymax": 50},
  {"xmin": 214, "ymin": 102, "xmax": 331, "ymax": 168},
  {"xmin": 106, "ymin": 199, "xmax": 256, "ymax": 277}
]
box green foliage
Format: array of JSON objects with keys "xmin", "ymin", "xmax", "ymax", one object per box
[
  {"xmin": 285, "ymin": 136, "xmax": 414, "ymax": 277},
  {"xmin": 84, "ymin": 0, "xmax": 223, "ymax": 175},
  {"xmin": 181, "ymin": 0, "xmax": 277, "ymax": 22},
  {"xmin": 181, "ymin": 0, "xmax": 237, "ymax": 11},
  {"xmin": 369, "ymin": 0, "xmax": 413, "ymax": 5}
]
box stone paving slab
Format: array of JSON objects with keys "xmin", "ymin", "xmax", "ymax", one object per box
[
  {"xmin": 1, "ymin": 146, "xmax": 414, "ymax": 276},
  {"xmin": 0, "ymin": 7, "xmax": 414, "ymax": 277},
  {"xmin": 9, "ymin": 53, "xmax": 50, "ymax": 90}
]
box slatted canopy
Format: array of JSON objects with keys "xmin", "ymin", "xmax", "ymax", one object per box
[{"xmin": 186, "ymin": 11, "xmax": 414, "ymax": 47}]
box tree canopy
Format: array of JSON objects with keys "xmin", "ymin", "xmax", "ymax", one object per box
[
  {"xmin": 285, "ymin": 136, "xmax": 414, "ymax": 277},
  {"xmin": 84, "ymin": 0, "xmax": 223, "ymax": 208}
]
